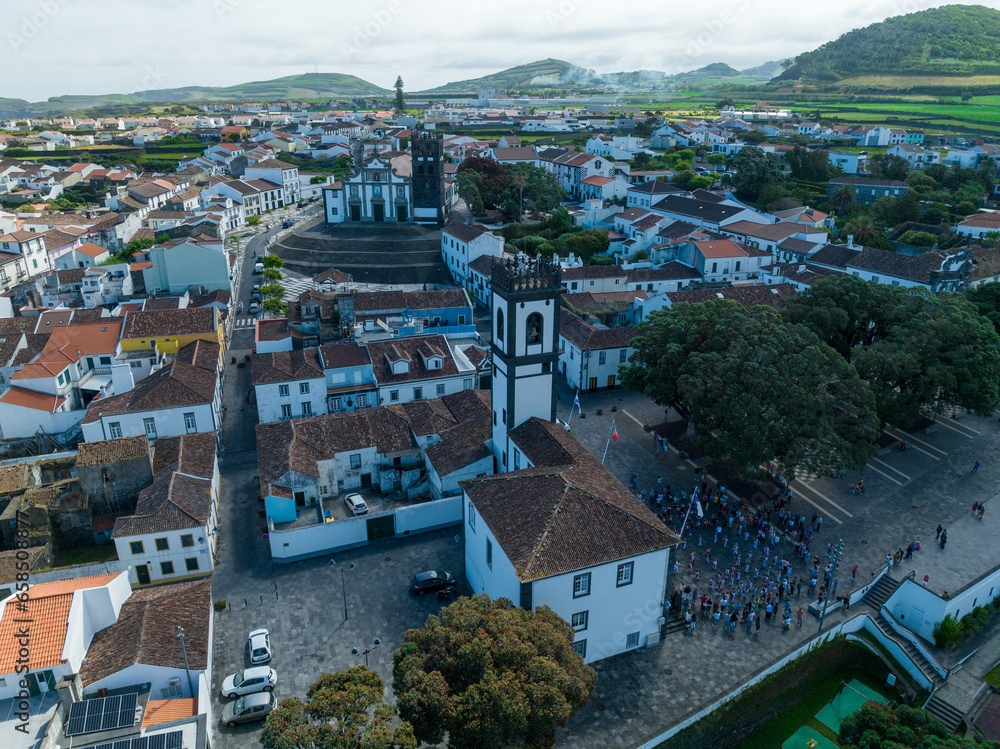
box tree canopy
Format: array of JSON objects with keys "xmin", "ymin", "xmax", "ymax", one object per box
[
  {"xmin": 839, "ymin": 701, "xmax": 1000, "ymax": 749},
  {"xmin": 261, "ymin": 666, "xmax": 416, "ymax": 749},
  {"xmin": 392, "ymin": 594, "xmax": 597, "ymax": 749},
  {"xmin": 731, "ymin": 146, "xmax": 784, "ymax": 203},
  {"xmin": 621, "ymin": 300, "xmax": 880, "ymax": 478}
]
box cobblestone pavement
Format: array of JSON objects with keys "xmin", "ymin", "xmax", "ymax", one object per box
[{"xmin": 553, "ymin": 379, "xmax": 1000, "ymax": 748}]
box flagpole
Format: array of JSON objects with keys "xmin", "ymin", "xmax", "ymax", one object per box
[
  {"xmin": 678, "ymin": 492, "xmax": 695, "ymax": 538},
  {"xmin": 601, "ymin": 417, "xmax": 617, "ymax": 465},
  {"xmin": 566, "ymin": 389, "xmax": 580, "ymax": 430}
]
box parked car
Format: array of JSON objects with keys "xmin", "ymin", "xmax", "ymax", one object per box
[
  {"xmin": 254, "ymin": 261, "xmax": 264, "ymax": 274},
  {"xmin": 222, "ymin": 692, "xmax": 276, "ymax": 726},
  {"xmin": 344, "ymin": 493, "xmax": 368, "ymax": 515},
  {"xmin": 282, "ymin": 219, "xmax": 293, "ymax": 228},
  {"xmin": 410, "ymin": 570, "xmax": 456, "ymax": 596},
  {"xmin": 220, "ymin": 666, "xmax": 276, "ymax": 699},
  {"xmin": 247, "ymin": 628, "xmax": 271, "ymax": 664},
  {"xmin": 249, "ymin": 301, "xmax": 259, "ymax": 315}
]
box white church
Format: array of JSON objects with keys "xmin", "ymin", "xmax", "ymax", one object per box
[{"xmin": 461, "ymin": 256, "xmax": 679, "ymax": 663}]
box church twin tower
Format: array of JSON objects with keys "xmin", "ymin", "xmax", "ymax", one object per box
[{"xmin": 489, "ymin": 256, "xmax": 562, "ymax": 472}]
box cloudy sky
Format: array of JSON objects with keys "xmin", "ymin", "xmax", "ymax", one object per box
[{"xmin": 3, "ymin": 0, "xmax": 966, "ymax": 101}]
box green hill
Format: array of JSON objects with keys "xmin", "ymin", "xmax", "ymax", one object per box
[
  {"xmin": 0, "ymin": 72, "xmax": 388, "ymax": 118},
  {"xmin": 778, "ymin": 4, "xmax": 1000, "ymax": 84},
  {"xmin": 421, "ymin": 59, "xmax": 591, "ymax": 94}
]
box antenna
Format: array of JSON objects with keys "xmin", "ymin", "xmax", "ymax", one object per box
[{"xmin": 314, "ymin": 62, "xmax": 318, "ymax": 74}]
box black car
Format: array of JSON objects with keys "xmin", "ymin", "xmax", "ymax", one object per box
[{"xmin": 410, "ymin": 570, "xmax": 455, "ymax": 596}]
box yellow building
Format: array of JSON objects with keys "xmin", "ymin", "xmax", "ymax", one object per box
[{"xmin": 121, "ymin": 307, "xmax": 225, "ymax": 357}]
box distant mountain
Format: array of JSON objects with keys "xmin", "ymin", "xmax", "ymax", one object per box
[
  {"xmin": 690, "ymin": 63, "xmax": 741, "ymax": 77},
  {"xmin": 420, "ymin": 59, "xmax": 593, "ymax": 94},
  {"xmin": 0, "ymin": 72, "xmax": 388, "ymax": 118},
  {"xmin": 740, "ymin": 60, "xmax": 784, "ymax": 79},
  {"xmin": 777, "ymin": 4, "xmax": 1000, "ymax": 84}
]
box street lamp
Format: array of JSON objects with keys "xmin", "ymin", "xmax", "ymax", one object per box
[
  {"xmin": 338, "ymin": 561, "xmax": 356, "ymax": 620},
  {"xmin": 177, "ymin": 626, "xmax": 194, "ymax": 697},
  {"xmin": 352, "ymin": 638, "xmax": 381, "ymax": 669}
]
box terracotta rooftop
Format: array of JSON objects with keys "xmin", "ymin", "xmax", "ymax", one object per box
[
  {"xmin": 123, "ymin": 308, "xmax": 217, "ymax": 339},
  {"xmin": 252, "ymin": 348, "xmax": 323, "ymax": 386},
  {"xmin": 77, "ymin": 435, "xmax": 150, "ymax": 467},
  {"xmin": 560, "ymin": 314, "xmax": 639, "ymax": 351},
  {"xmin": 462, "ymin": 418, "xmax": 677, "ymax": 582},
  {"xmin": 0, "ymin": 386, "xmax": 67, "ymax": 412},
  {"xmin": 13, "ymin": 320, "xmax": 123, "ymax": 380},
  {"xmin": 79, "ymin": 579, "xmax": 210, "ymax": 686}
]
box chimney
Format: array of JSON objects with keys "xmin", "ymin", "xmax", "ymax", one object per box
[
  {"xmin": 847, "ymin": 234, "xmax": 854, "ymax": 248},
  {"xmin": 55, "ymin": 673, "xmax": 83, "ymax": 721},
  {"xmin": 111, "ymin": 363, "xmax": 135, "ymax": 394},
  {"xmin": 798, "ymin": 264, "xmax": 807, "ymax": 274}
]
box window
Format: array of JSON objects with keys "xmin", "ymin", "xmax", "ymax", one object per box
[
  {"xmin": 735, "ymin": 261, "xmax": 741, "ymax": 272},
  {"xmin": 502, "ymin": 408, "xmax": 507, "ymax": 425},
  {"xmin": 184, "ymin": 413, "xmax": 197, "ymax": 433},
  {"xmin": 496, "ymin": 308, "xmax": 504, "ymax": 344},
  {"xmin": 617, "ymin": 561, "xmax": 634, "ymax": 587},
  {"xmin": 180, "ymin": 534, "xmax": 194, "ymax": 548},
  {"xmin": 143, "ymin": 418, "xmax": 157, "ymax": 439},
  {"xmin": 279, "ymin": 384, "xmax": 289, "ymax": 396},
  {"xmin": 109, "ymin": 422, "xmax": 122, "ymax": 439},
  {"xmin": 599, "ymin": 351, "xmax": 607, "ymax": 365},
  {"xmin": 185, "ymin": 557, "xmax": 199, "ymax": 572},
  {"xmin": 619, "ymin": 349, "xmax": 627, "ymax": 364},
  {"xmin": 129, "ymin": 541, "xmax": 144, "ymax": 555},
  {"xmin": 458, "ymin": 314, "xmax": 466, "ymax": 325},
  {"xmin": 390, "ymin": 390, "xmax": 399, "ymax": 402},
  {"xmin": 573, "ymin": 573, "xmax": 591, "ymax": 598},
  {"xmin": 350, "ymin": 453, "xmax": 362, "ymax": 469},
  {"xmin": 542, "ymin": 362, "xmax": 550, "ymax": 374},
  {"xmin": 331, "ymin": 397, "xmax": 342, "ymax": 412},
  {"xmin": 281, "ymin": 404, "xmax": 292, "ymax": 419},
  {"xmin": 626, "ymin": 632, "xmax": 640, "ymax": 649},
  {"xmin": 486, "ymin": 539, "xmax": 493, "ymax": 570},
  {"xmin": 572, "ymin": 640, "xmax": 587, "ymax": 658},
  {"xmin": 413, "ymin": 387, "xmax": 423, "ymax": 400},
  {"xmin": 571, "ymin": 611, "xmax": 589, "ymax": 631},
  {"xmin": 468, "ymin": 502, "xmax": 475, "ymax": 531},
  {"xmin": 302, "ymin": 402, "xmax": 312, "ymax": 416},
  {"xmin": 160, "ymin": 561, "xmax": 175, "ymax": 575},
  {"xmin": 357, "ymin": 394, "xmax": 367, "ymax": 407},
  {"xmin": 436, "ymin": 383, "xmax": 445, "ymax": 396},
  {"xmin": 526, "ymin": 312, "xmax": 542, "ymax": 345},
  {"xmin": 711, "ymin": 262, "xmax": 718, "ymax": 273},
  {"xmin": 871, "ymin": 276, "xmax": 880, "ymax": 284},
  {"xmin": 155, "ymin": 537, "xmax": 169, "ymax": 551},
  {"xmin": 299, "ymin": 382, "xmax": 310, "ymax": 394}
]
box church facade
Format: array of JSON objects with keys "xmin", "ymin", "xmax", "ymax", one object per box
[{"xmin": 322, "ymin": 132, "xmax": 447, "ymax": 226}]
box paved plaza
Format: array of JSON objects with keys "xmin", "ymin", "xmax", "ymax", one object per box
[{"xmin": 210, "ymin": 326, "xmax": 1000, "ymax": 748}]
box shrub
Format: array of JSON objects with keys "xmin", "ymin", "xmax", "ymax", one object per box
[
  {"xmin": 933, "ymin": 614, "xmax": 961, "ymax": 648},
  {"xmin": 213, "ymin": 600, "xmax": 227, "ymax": 610}
]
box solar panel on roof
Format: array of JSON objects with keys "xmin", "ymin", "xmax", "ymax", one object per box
[
  {"xmin": 113, "ymin": 740, "xmax": 132, "ymax": 749},
  {"xmin": 90, "ymin": 743, "xmax": 114, "ymax": 749},
  {"xmin": 164, "ymin": 731, "xmax": 183, "ymax": 749},
  {"xmin": 101, "ymin": 695, "xmax": 122, "ymax": 730},
  {"xmin": 84, "ymin": 698, "xmax": 105, "ymax": 733},
  {"xmin": 66, "ymin": 701, "xmax": 88, "ymax": 736},
  {"xmin": 147, "ymin": 733, "xmax": 166, "ymax": 749},
  {"xmin": 119, "ymin": 692, "xmax": 138, "ymax": 728}
]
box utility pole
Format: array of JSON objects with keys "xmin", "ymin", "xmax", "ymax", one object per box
[
  {"xmin": 818, "ymin": 538, "xmax": 844, "ymax": 633},
  {"xmin": 177, "ymin": 626, "xmax": 194, "ymax": 698}
]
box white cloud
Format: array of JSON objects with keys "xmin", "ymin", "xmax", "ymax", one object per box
[{"xmin": 0, "ymin": 0, "xmax": 964, "ymax": 101}]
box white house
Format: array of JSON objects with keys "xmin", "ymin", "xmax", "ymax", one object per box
[
  {"xmin": 78, "ymin": 579, "xmax": 211, "ymax": 701},
  {"xmin": 558, "ymin": 314, "xmax": 637, "ymax": 392},
  {"xmin": 53, "ymin": 241, "xmax": 110, "ymax": 269},
  {"xmin": 0, "ymin": 230, "xmax": 50, "ymax": 277},
  {"xmin": 144, "ymin": 236, "xmax": 232, "ymax": 295},
  {"xmin": 827, "ymin": 151, "xmax": 867, "ymax": 175},
  {"xmin": 81, "ymin": 340, "xmax": 222, "ymax": 444},
  {"xmin": 440, "ymin": 223, "xmax": 504, "ymax": 290},
  {"xmin": 111, "ymin": 431, "xmax": 220, "ymax": 587},
  {"xmin": 0, "ymin": 572, "xmax": 132, "ymax": 700},
  {"xmin": 956, "ymin": 212, "xmax": 1000, "ymax": 239},
  {"xmin": 319, "ymin": 341, "xmax": 378, "ymax": 414},
  {"xmin": 463, "ymin": 417, "xmax": 676, "ymax": 664},
  {"xmin": 366, "ymin": 335, "xmax": 478, "ymax": 406},
  {"xmin": 244, "ymin": 158, "xmax": 300, "ymax": 206},
  {"xmin": 252, "ymin": 348, "xmax": 327, "ymax": 423}
]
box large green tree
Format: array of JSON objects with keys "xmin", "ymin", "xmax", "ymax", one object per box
[
  {"xmin": 965, "ymin": 281, "xmax": 1000, "ymax": 336},
  {"xmin": 839, "ymin": 700, "xmax": 1000, "ymax": 749},
  {"xmin": 393, "ymin": 76, "xmax": 405, "ymax": 114},
  {"xmin": 731, "ymin": 146, "xmax": 784, "ymax": 203},
  {"xmin": 261, "ymin": 666, "xmax": 416, "ymax": 749},
  {"xmin": 392, "ymin": 595, "xmax": 597, "ymax": 749},
  {"xmin": 830, "ymin": 184, "xmax": 858, "ymax": 216},
  {"xmin": 867, "ymin": 153, "xmax": 910, "ymax": 181},
  {"xmin": 787, "ymin": 146, "xmax": 832, "ymax": 182},
  {"xmin": 853, "ymin": 292, "xmax": 1000, "ymax": 425},
  {"xmin": 621, "ymin": 301, "xmax": 880, "ymax": 478},
  {"xmin": 456, "ymin": 157, "xmax": 511, "ymax": 210},
  {"xmin": 499, "ymin": 163, "xmax": 563, "ymax": 218}
]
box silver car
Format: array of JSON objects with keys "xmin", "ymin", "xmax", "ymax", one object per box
[
  {"xmin": 222, "ymin": 692, "xmax": 276, "ymax": 726},
  {"xmin": 220, "ymin": 666, "xmax": 276, "ymax": 699},
  {"xmin": 247, "ymin": 628, "xmax": 272, "ymax": 664}
]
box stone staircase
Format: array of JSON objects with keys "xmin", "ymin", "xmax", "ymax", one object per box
[
  {"xmin": 924, "ymin": 692, "xmax": 966, "ymax": 734},
  {"xmin": 863, "ymin": 573, "xmax": 901, "ymax": 611},
  {"xmin": 873, "ymin": 611, "xmax": 942, "ymax": 685}
]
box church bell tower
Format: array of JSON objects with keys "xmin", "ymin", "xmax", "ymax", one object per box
[{"xmin": 489, "ymin": 256, "xmax": 562, "ymax": 472}]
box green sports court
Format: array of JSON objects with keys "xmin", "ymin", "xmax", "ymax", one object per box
[{"xmin": 815, "ymin": 679, "xmax": 891, "ymax": 733}]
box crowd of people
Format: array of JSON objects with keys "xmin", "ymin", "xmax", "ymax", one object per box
[{"xmin": 635, "ymin": 473, "xmax": 852, "ymax": 636}]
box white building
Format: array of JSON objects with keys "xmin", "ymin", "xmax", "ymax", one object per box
[
  {"xmin": 252, "ymin": 348, "xmax": 327, "ymax": 423},
  {"xmin": 81, "ymin": 340, "xmax": 222, "ymax": 445},
  {"xmin": 244, "ymin": 158, "xmax": 301, "ymax": 206},
  {"xmin": 440, "ymin": 223, "xmax": 504, "ymax": 291},
  {"xmin": 111, "ymin": 431, "xmax": 220, "ymax": 587},
  {"xmin": 0, "ymin": 230, "xmax": 50, "ymax": 277},
  {"xmin": 366, "ymin": 334, "xmax": 478, "ymax": 406},
  {"xmin": 144, "ymin": 236, "xmax": 233, "ymax": 295},
  {"xmin": 0, "ymin": 572, "xmax": 132, "ymax": 700},
  {"xmin": 558, "ymin": 314, "xmax": 638, "ymax": 392}
]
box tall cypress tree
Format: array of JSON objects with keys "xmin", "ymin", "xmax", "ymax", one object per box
[{"xmin": 394, "ymin": 76, "xmax": 405, "ymax": 113}]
